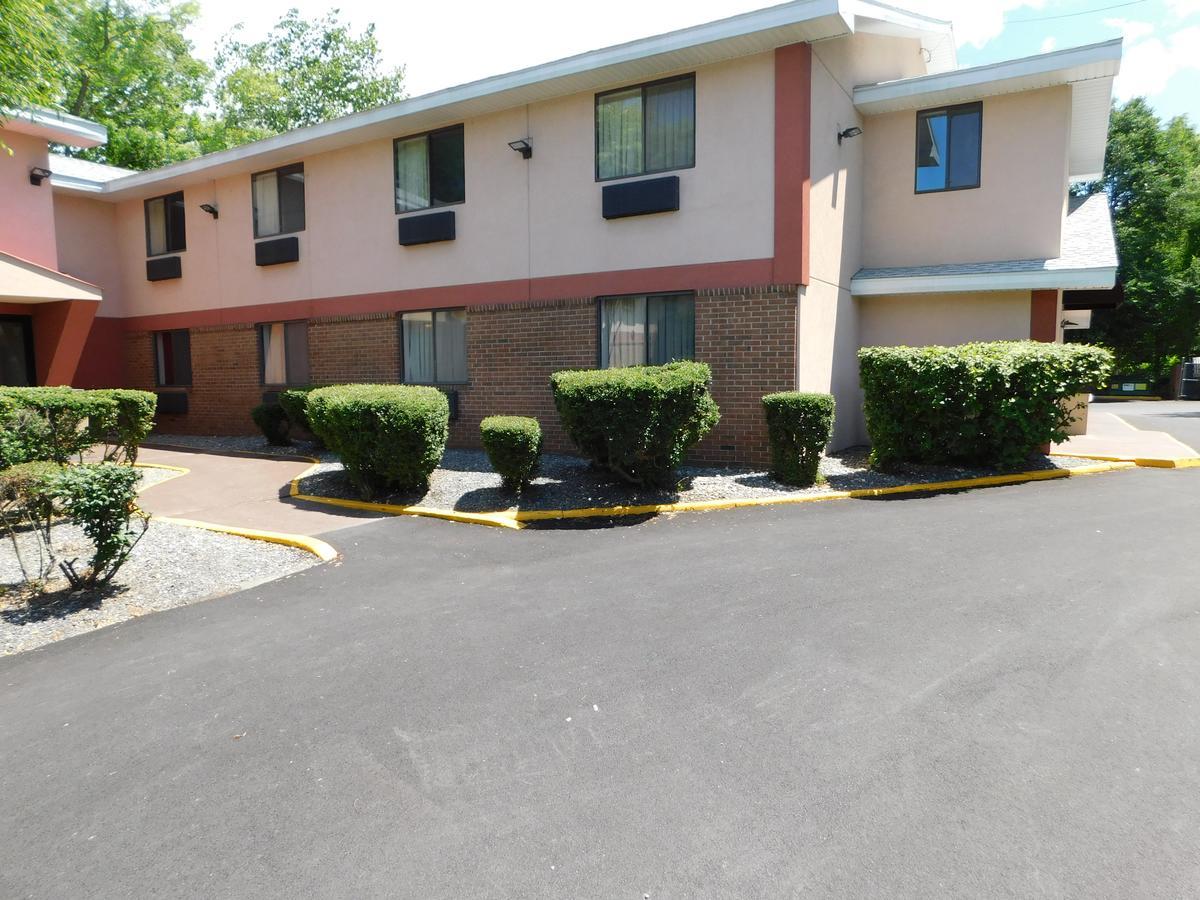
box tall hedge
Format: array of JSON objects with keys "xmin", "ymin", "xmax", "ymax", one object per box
[
  {"xmin": 550, "ymin": 361, "xmax": 720, "ymax": 487},
  {"xmin": 0, "ymin": 387, "xmax": 156, "ymax": 466},
  {"xmin": 87, "ymin": 389, "xmax": 157, "ymax": 463},
  {"xmin": 306, "ymin": 384, "xmax": 449, "ymax": 497},
  {"xmin": 761, "ymin": 392, "xmax": 835, "ymax": 486},
  {"xmin": 858, "ymin": 341, "xmax": 1114, "ymax": 470}
]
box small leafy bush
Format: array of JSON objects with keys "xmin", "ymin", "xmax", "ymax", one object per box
[
  {"xmin": 858, "ymin": 341, "xmax": 1114, "ymax": 470},
  {"xmin": 761, "ymin": 392, "xmax": 835, "ymax": 486},
  {"xmin": 480, "ymin": 416, "xmax": 542, "ymax": 491},
  {"xmin": 550, "ymin": 361, "xmax": 720, "ymax": 488},
  {"xmin": 50, "ymin": 462, "xmax": 147, "ymax": 589},
  {"xmin": 251, "ymin": 402, "xmax": 292, "ymax": 446},
  {"xmin": 306, "ymin": 384, "xmax": 449, "ymax": 498},
  {"xmin": 0, "ymin": 386, "xmax": 114, "ymax": 464},
  {"xmin": 0, "ymin": 461, "xmax": 60, "ymax": 586},
  {"xmin": 87, "ymin": 389, "xmax": 157, "ymax": 463}
]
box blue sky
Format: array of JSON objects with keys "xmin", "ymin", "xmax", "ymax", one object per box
[{"xmin": 187, "ymin": 0, "xmax": 1199, "ymax": 124}]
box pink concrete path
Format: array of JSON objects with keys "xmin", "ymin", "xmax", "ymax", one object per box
[{"xmin": 136, "ymin": 447, "xmax": 386, "ymax": 536}]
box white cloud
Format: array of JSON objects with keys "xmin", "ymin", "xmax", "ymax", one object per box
[
  {"xmin": 1166, "ymin": 0, "xmax": 1200, "ymax": 18},
  {"xmin": 1115, "ymin": 25, "xmax": 1200, "ymax": 99},
  {"xmin": 901, "ymin": 0, "xmax": 1048, "ymax": 49},
  {"xmin": 1039, "ymin": 36, "xmax": 1057, "ymax": 53},
  {"xmin": 1103, "ymin": 17, "xmax": 1155, "ymax": 42}
]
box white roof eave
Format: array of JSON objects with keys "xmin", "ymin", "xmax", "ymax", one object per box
[
  {"xmin": 851, "ymin": 266, "xmax": 1118, "ymax": 296},
  {"xmin": 0, "ymin": 108, "xmax": 107, "ymax": 149}
]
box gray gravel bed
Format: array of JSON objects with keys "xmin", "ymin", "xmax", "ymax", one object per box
[
  {"xmin": 148, "ymin": 434, "xmax": 334, "ymax": 462},
  {"xmin": 297, "ymin": 447, "xmax": 1103, "ymax": 514},
  {"xmin": 1, "ymin": 518, "xmax": 317, "ymax": 656},
  {"xmin": 134, "ymin": 464, "xmax": 184, "ymax": 491}
]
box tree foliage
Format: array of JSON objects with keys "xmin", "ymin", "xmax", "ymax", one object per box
[
  {"xmin": 2, "ymin": 0, "xmax": 404, "ymax": 170},
  {"xmin": 1086, "ymin": 99, "xmax": 1200, "ymax": 375},
  {"xmin": 212, "ymin": 9, "xmax": 404, "ymax": 145}
]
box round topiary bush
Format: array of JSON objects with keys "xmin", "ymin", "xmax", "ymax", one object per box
[
  {"xmin": 251, "ymin": 402, "xmax": 291, "ymax": 446},
  {"xmin": 550, "ymin": 361, "xmax": 720, "ymax": 488},
  {"xmin": 306, "ymin": 384, "xmax": 449, "ymax": 498},
  {"xmin": 761, "ymin": 392, "xmax": 835, "ymax": 487},
  {"xmin": 480, "ymin": 416, "xmax": 542, "ymax": 491}
]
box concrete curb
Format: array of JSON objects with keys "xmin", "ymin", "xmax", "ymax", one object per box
[
  {"xmin": 290, "ymin": 459, "xmax": 1135, "ymax": 529},
  {"xmin": 1050, "ymin": 453, "xmax": 1200, "ymax": 469}
]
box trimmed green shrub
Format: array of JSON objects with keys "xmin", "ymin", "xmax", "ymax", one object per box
[
  {"xmin": 0, "ymin": 386, "xmax": 115, "ymax": 464},
  {"xmin": 0, "ymin": 395, "xmax": 52, "ymax": 469},
  {"xmin": 87, "ymin": 389, "xmax": 157, "ymax": 463},
  {"xmin": 50, "ymin": 462, "xmax": 147, "ymax": 589},
  {"xmin": 306, "ymin": 384, "xmax": 449, "ymax": 498},
  {"xmin": 761, "ymin": 392, "xmax": 835, "ymax": 486},
  {"xmin": 550, "ymin": 361, "xmax": 720, "ymax": 488},
  {"xmin": 278, "ymin": 386, "xmax": 319, "ymax": 434},
  {"xmin": 252, "ymin": 402, "xmax": 292, "ymax": 446},
  {"xmin": 481, "ymin": 416, "xmax": 542, "ymax": 491},
  {"xmin": 858, "ymin": 341, "xmax": 1114, "ymax": 470}
]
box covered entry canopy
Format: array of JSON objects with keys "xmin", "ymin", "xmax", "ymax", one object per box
[
  {"xmin": 0, "ymin": 251, "xmax": 101, "ymax": 385},
  {"xmin": 0, "ymin": 251, "xmax": 102, "ymax": 304}
]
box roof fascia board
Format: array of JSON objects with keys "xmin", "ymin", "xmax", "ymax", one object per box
[
  {"xmin": 852, "ymin": 38, "xmax": 1122, "ymax": 112},
  {"xmin": 0, "ymin": 108, "xmax": 107, "ymax": 148},
  {"xmin": 851, "ymin": 266, "xmax": 1118, "ymax": 296},
  {"xmin": 851, "ymin": 0, "xmax": 953, "ymax": 37}
]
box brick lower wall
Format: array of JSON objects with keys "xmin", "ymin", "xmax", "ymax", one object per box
[{"xmin": 123, "ymin": 285, "xmax": 798, "ymax": 466}]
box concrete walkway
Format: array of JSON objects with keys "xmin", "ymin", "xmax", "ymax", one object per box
[
  {"xmin": 1054, "ymin": 400, "xmax": 1200, "ymax": 463},
  {"xmin": 136, "ymin": 446, "xmax": 384, "ymax": 536}
]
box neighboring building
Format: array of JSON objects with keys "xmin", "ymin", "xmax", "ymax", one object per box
[{"xmin": 0, "ymin": 1, "xmax": 1121, "ymax": 464}]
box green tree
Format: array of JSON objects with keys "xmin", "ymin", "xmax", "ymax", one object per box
[
  {"xmin": 0, "ymin": 0, "xmax": 63, "ymax": 149},
  {"xmin": 1087, "ymin": 99, "xmax": 1200, "ymax": 376},
  {"xmin": 59, "ymin": 0, "xmax": 211, "ymax": 169},
  {"xmin": 212, "ymin": 8, "xmax": 404, "ymax": 143}
]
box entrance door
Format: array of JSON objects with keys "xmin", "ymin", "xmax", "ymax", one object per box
[{"xmin": 0, "ymin": 316, "xmax": 35, "ymax": 386}]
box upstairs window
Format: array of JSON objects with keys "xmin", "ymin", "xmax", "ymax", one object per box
[
  {"xmin": 599, "ymin": 293, "xmax": 695, "ymax": 368},
  {"xmin": 401, "ymin": 309, "xmax": 467, "ymax": 384},
  {"xmin": 252, "ymin": 163, "xmax": 306, "ymax": 237},
  {"xmin": 154, "ymin": 329, "xmax": 192, "ymax": 387},
  {"xmin": 596, "ymin": 75, "xmax": 695, "ymax": 181},
  {"xmin": 145, "ymin": 192, "xmax": 186, "ymax": 256},
  {"xmin": 259, "ymin": 321, "xmax": 310, "ymax": 386},
  {"xmin": 916, "ymin": 102, "xmax": 982, "ymax": 194},
  {"xmin": 394, "ymin": 125, "xmax": 466, "ymax": 213}
]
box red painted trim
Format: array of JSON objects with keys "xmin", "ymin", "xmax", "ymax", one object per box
[
  {"xmin": 118, "ymin": 257, "xmax": 776, "ymax": 332},
  {"xmin": 773, "ymin": 43, "xmax": 811, "ymax": 287},
  {"xmin": 29, "ymin": 299, "xmax": 97, "ymax": 385},
  {"xmin": 73, "ymin": 316, "xmax": 126, "ymax": 388},
  {"xmin": 1030, "ymin": 289, "xmax": 1058, "ymax": 342}
]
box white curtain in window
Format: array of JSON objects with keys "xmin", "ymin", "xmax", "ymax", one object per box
[
  {"xmin": 645, "ymin": 80, "xmax": 695, "ymax": 173},
  {"xmin": 601, "ymin": 297, "xmax": 646, "ymax": 368},
  {"xmin": 403, "ymin": 312, "xmax": 434, "ymax": 382},
  {"xmin": 395, "ymin": 136, "xmax": 431, "ymax": 211},
  {"xmin": 253, "ymin": 171, "xmax": 280, "ymax": 237},
  {"xmin": 262, "ymin": 323, "xmax": 287, "ymax": 384},
  {"xmin": 597, "ymin": 88, "xmax": 643, "ymax": 179},
  {"xmin": 146, "ymin": 197, "xmax": 167, "ymax": 255},
  {"xmin": 434, "ymin": 309, "xmax": 467, "ymax": 383}
]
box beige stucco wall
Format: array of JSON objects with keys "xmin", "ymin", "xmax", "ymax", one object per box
[
  {"xmin": 53, "ymin": 193, "xmax": 124, "ymax": 316},
  {"xmin": 0, "ymin": 130, "xmax": 58, "ymax": 269},
  {"xmin": 858, "ymin": 292, "xmax": 1033, "ymax": 347},
  {"xmin": 861, "ymin": 86, "xmax": 1071, "ymax": 268},
  {"xmin": 100, "ymin": 53, "xmax": 777, "ymax": 320},
  {"xmin": 800, "ymin": 33, "xmax": 927, "ymax": 448}
]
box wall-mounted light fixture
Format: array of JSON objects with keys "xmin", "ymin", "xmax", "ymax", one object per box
[
  {"xmin": 28, "ymin": 166, "xmax": 52, "ymax": 186},
  {"xmin": 199, "ymin": 203, "xmax": 219, "ymax": 219},
  {"xmin": 837, "ymin": 126, "xmax": 864, "ymax": 146},
  {"xmin": 508, "ymin": 138, "xmax": 533, "ymax": 160}
]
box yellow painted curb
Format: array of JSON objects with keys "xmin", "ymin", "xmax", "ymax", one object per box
[
  {"xmin": 289, "ymin": 460, "xmax": 1133, "ymax": 528},
  {"xmin": 1050, "ymin": 452, "xmax": 1200, "ymax": 469},
  {"xmin": 132, "ymin": 461, "xmax": 190, "ymax": 493},
  {"xmin": 151, "ymin": 515, "xmax": 340, "ymax": 562}
]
